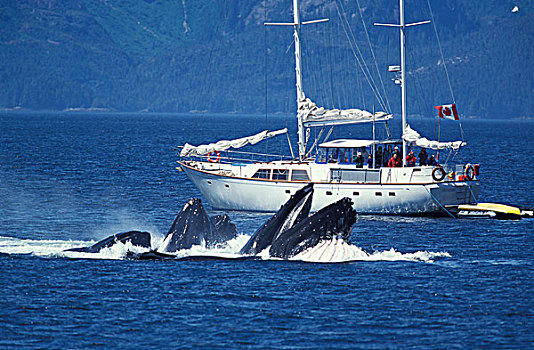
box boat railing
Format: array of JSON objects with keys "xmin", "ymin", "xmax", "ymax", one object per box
[{"xmin": 176, "ymin": 146, "xmax": 293, "ymax": 165}]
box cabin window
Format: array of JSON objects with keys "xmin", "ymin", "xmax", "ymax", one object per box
[
  {"xmin": 339, "ymin": 148, "xmax": 351, "ymax": 164},
  {"xmin": 353, "ymin": 192, "xmax": 359, "ymax": 196},
  {"xmin": 272, "ymin": 169, "xmax": 288, "ymax": 181},
  {"xmin": 375, "ymin": 192, "xmax": 382, "ymax": 196},
  {"xmin": 326, "ymin": 191, "xmax": 333, "ymax": 195},
  {"xmin": 252, "ymin": 169, "xmax": 271, "ymax": 179},
  {"xmin": 328, "ymin": 148, "xmax": 339, "ymax": 163},
  {"xmin": 389, "ymin": 192, "xmax": 396, "ymax": 197},
  {"xmin": 291, "ymin": 170, "xmax": 310, "ymax": 181},
  {"xmin": 316, "ymin": 148, "xmax": 327, "ymax": 163}
]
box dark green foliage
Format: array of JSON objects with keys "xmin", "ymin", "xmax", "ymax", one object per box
[{"xmin": 0, "ymin": 0, "xmax": 531, "ymax": 118}]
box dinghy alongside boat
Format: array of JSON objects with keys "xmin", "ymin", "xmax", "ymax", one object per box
[{"xmin": 456, "ymin": 203, "xmax": 533, "ymax": 220}]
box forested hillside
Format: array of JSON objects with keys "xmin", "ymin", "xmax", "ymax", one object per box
[{"xmin": 0, "ymin": 0, "xmax": 532, "ymax": 118}]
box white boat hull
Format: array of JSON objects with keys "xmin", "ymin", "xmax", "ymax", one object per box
[{"xmin": 179, "ymin": 162, "xmax": 480, "ymax": 214}]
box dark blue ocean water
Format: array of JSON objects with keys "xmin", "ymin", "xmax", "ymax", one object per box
[{"xmin": 0, "ymin": 112, "xmax": 532, "ymax": 349}]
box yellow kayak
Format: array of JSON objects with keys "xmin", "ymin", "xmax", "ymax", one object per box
[{"xmin": 458, "ymin": 203, "xmax": 522, "ymax": 220}]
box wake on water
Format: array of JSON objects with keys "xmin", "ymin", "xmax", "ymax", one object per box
[{"xmin": 0, "ymin": 234, "xmax": 450, "ymax": 263}]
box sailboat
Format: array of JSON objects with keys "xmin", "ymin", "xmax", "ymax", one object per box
[{"xmin": 176, "ymin": 0, "xmax": 480, "ymax": 215}]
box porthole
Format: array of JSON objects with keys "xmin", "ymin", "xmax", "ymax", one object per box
[
  {"xmin": 389, "ymin": 192, "xmax": 395, "ymax": 197},
  {"xmin": 375, "ymin": 192, "xmax": 382, "ymax": 197},
  {"xmin": 225, "ymin": 184, "xmax": 230, "ymax": 188},
  {"xmin": 326, "ymin": 191, "xmax": 332, "ymax": 195},
  {"xmin": 353, "ymin": 192, "xmax": 359, "ymax": 196}
]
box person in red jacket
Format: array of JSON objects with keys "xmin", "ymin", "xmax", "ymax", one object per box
[
  {"xmin": 406, "ymin": 151, "xmax": 417, "ymax": 167},
  {"xmin": 388, "ymin": 153, "xmax": 402, "ymax": 167}
]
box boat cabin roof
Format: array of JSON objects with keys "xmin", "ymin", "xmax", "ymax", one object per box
[{"xmin": 319, "ymin": 139, "xmax": 402, "ymax": 148}]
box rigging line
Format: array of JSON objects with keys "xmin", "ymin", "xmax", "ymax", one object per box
[
  {"xmin": 327, "ymin": 20, "xmax": 335, "ymax": 108},
  {"xmin": 337, "ymin": 12, "xmax": 386, "ymax": 112},
  {"xmin": 315, "ymin": 26, "xmax": 330, "ymax": 105},
  {"xmin": 356, "ymin": 55, "xmax": 365, "ymax": 109},
  {"xmin": 264, "ymin": 14, "xmax": 268, "ymax": 130},
  {"xmin": 355, "ymin": 0, "xmax": 392, "ymax": 113},
  {"xmin": 305, "ymin": 127, "xmax": 326, "ymax": 158},
  {"xmin": 384, "ymin": 120, "xmax": 391, "ymax": 139},
  {"xmin": 383, "ymin": 32, "xmax": 391, "ymax": 139},
  {"xmin": 424, "ymin": 185, "xmax": 456, "ymax": 219},
  {"xmin": 385, "ymin": 31, "xmax": 390, "ymax": 95},
  {"xmin": 312, "ymin": 24, "xmax": 327, "ymax": 105},
  {"xmin": 187, "ymin": 0, "xmax": 227, "ymax": 142},
  {"xmin": 335, "ymin": 0, "xmax": 388, "ymax": 112},
  {"xmin": 301, "ymin": 28, "xmax": 322, "ymax": 105},
  {"xmin": 334, "ymin": 2, "xmax": 378, "ymax": 107},
  {"xmin": 426, "ymin": 0, "xmax": 455, "ymax": 104},
  {"xmin": 408, "ymin": 49, "xmax": 428, "ymax": 120},
  {"xmin": 343, "ymin": 40, "xmax": 350, "ymax": 107},
  {"xmin": 426, "ymin": 0, "xmax": 465, "ymax": 142},
  {"xmin": 323, "ymin": 126, "xmax": 334, "ymax": 143},
  {"xmin": 264, "ymin": 4, "xmax": 268, "ymax": 158}
]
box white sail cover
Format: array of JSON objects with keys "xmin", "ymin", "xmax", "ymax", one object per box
[
  {"xmin": 298, "ymin": 98, "xmax": 392, "ymax": 127},
  {"xmin": 403, "ymin": 124, "xmax": 466, "ymax": 150},
  {"xmin": 180, "ymin": 128, "xmax": 288, "ymax": 157}
]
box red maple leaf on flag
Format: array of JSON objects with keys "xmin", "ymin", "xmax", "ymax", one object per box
[{"xmin": 435, "ymin": 103, "xmax": 459, "ymax": 120}]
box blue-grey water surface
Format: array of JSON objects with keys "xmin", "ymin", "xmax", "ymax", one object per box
[{"xmin": 0, "ymin": 112, "xmax": 532, "ymax": 349}]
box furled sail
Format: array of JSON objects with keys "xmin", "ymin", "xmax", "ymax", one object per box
[
  {"xmin": 298, "ymin": 98, "xmax": 392, "ymax": 127},
  {"xmin": 180, "ymin": 128, "xmax": 288, "ymax": 157},
  {"xmin": 403, "ymin": 124, "xmax": 466, "ymax": 150}
]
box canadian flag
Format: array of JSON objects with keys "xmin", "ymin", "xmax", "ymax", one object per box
[{"xmin": 435, "ymin": 103, "xmax": 459, "ymax": 120}]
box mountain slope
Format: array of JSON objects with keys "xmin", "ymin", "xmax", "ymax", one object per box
[{"xmin": 0, "ymin": 0, "xmax": 532, "ymax": 118}]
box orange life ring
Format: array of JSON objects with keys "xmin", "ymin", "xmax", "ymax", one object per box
[{"xmin": 207, "ymin": 151, "xmax": 220, "ymax": 163}]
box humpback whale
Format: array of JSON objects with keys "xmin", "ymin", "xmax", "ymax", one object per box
[
  {"xmin": 239, "ymin": 183, "xmax": 357, "ymax": 259},
  {"xmin": 269, "ymin": 197, "xmax": 356, "ymax": 259},
  {"xmin": 240, "ymin": 183, "xmax": 314, "ymax": 255},
  {"xmin": 160, "ymin": 198, "xmax": 238, "ymax": 252},
  {"xmin": 65, "ymin": 231, "xmax": 152, "ymax": 253},
  {"xmin": 66, "ymin": 184, "xmax": 356, "ymax": 261},
  {"xmin": 65, "ymin": 199, "xmax": 237, "ymax": 255}
]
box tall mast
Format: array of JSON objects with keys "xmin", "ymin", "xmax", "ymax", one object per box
[
  {"xmin": 399, "ymin": 0, "xmax": 407, "ymax": 166},
  {"xmin": 264, "ymin": 2, "xmax": 327, "ymax": 161},
  {"xmin": 375, "ymin": 1, "xmax": 429, "ymax": 167},
  {"xmin": 293, "ymin": 0, "xmax": 306, "ymax": 161}
]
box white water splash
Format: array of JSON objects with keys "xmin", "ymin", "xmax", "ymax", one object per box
[
  {"xmin": 0, "ymin": 235, "xmax": 449, "ymax": 263},
  {"xmin": 160, "ymin": 234, "xmax": 251, "ymax": 259},
  {"xmin": 0, "ymin": 235, "xmax": 90, "ymax": 256},
  {"xmin": 0, "ymin": 235, "xmax": 151, "ymax": 260},
  {"xmin": 292, "ymin": 238, "xmax": 450, "ymax": 263}
]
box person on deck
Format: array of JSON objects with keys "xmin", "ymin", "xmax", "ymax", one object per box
[
  {"xmin": 394, "ymin": 146, "xmax": 402, "ymax": 158},
  {"xmin": 427, "ymin": 155, "xmax": 437, "ymax": 166},
  {"xmin": 367, "ymin": 154, "xmax": 373, "ymax": 168},
  {"xmin": 388, "ymin": 153, "xmax": 402, "ymax": 167},
  {"xmin": 354, "ymin": 152, "xmax": 364, "ymax": 168},
  {"xmin": 383, "ymin": 145, "xmax": 392, "ymax": 167},
  {"xmin": 406, "ymin": 151, "xmax": 417, "ymax": 167},
  {"xmin": 375, "ymin": 146, "xmax": 383, "ymax": 168},
  {"xmin": 418, "ymin": 148, "xmax": 428, "ymax": 166}
]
